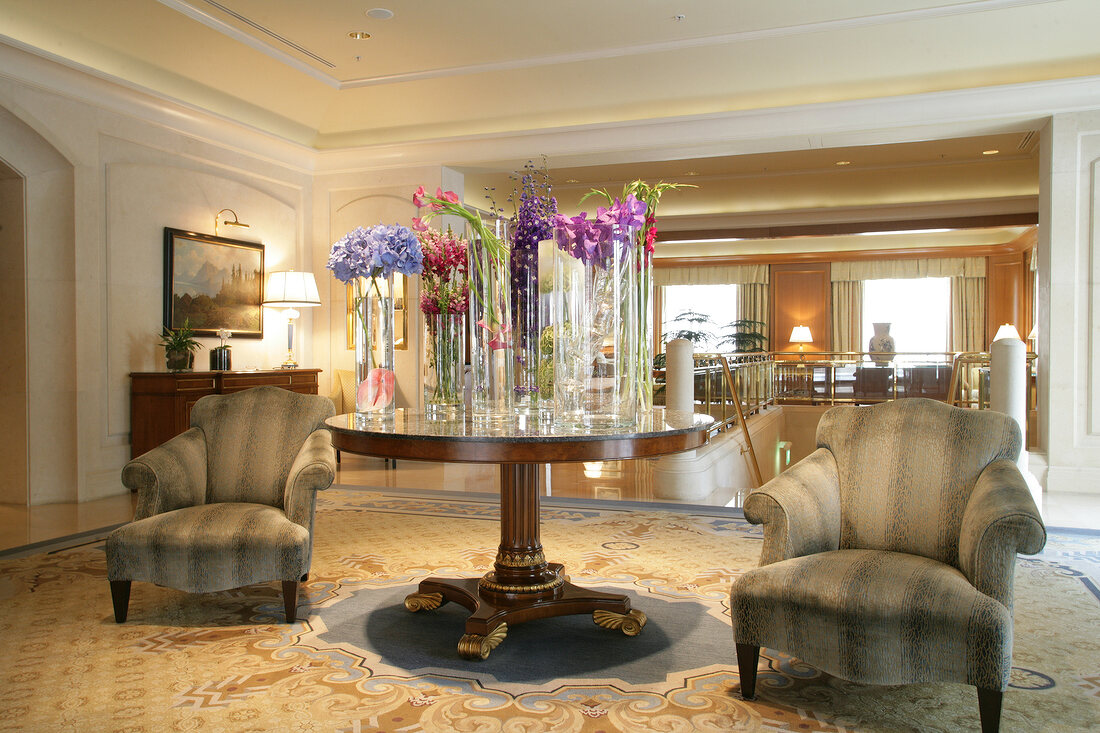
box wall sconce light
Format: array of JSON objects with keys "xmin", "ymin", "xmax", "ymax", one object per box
[
  {"xmin": 789, "ymin": 325, "xmax": 813, "ymax": 361},
  {"xmin": 262, "ymin": 270, "xmax": 321, "ymax": 368},
  {"xmin": 215, "ymin": 208, "xmax": 250, "ymax": 236}
]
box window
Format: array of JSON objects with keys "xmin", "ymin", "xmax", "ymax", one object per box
[
  {"xmin": 661, "ymin": 284, "xmax": 738, "ymax": 352},
  {"xmin": 862, "ymin": 277, "xmax": 950, "ymax": 357}
]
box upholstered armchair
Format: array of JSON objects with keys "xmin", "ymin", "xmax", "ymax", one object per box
[
  {"xmin": 107, "ymin": 386, "xmax": 336, "ymax": 623},
  {"xmin": 730, "ymin": 398, "xmax": 1045, "ymax": 733},
  {"xmin": 328, "ymin": 369, "xmax": 355, "ymax": 463}
]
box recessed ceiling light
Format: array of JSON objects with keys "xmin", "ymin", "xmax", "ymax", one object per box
[
  {"xmin": 348, "ymin": 31, "xmax": 371, "ymax": 39},
  {"xmin": 683, "ymin": 171, "xmax": 699, "ymax": 176},
  {"xmin": 673, "ymin": 14, "xmax": 686, "ymax": 22},
  {"xmin": 366, "ymin": 8, "xmax": 394, "ymax": 20},
  {"xmin": 564, "ymin": 178, "xmax": 579, "ymax": 184},
  {"xmin": 982, "ymin": 149, "xmax": 1000, "ymax": 155},
  {"xmin": 835, "ymin": 160, "xmax": 851, "ymax": 166}
]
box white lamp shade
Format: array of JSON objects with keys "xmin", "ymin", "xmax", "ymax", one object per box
[
  {"xmin": 1027, "ymin": 324, "xmax": 1037, "ymax": 341},
  {"xmin": 263, "ymin": 271, "xmax": 320, "ymax": 307},
  {"xmin": 789, "ymin": 325, "xmax": 813, "ymax": 343},
  {"xmin": 992, "ymin": 323, "xmax": 1021, "ymax": 342}
]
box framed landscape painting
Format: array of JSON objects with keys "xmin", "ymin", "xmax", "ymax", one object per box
[{"xmin": 163, "ymin": 228, "xmax": 264, "ymax": 338}]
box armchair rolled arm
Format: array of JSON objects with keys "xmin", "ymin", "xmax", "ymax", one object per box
[
  {"xmin": 283, "ymin": 428, "xmax": 337, "ymax": 528},
  {"xmin": 743, "ymin": 447, "xmax": 842, "ymax": 565},
  {"xmin": 959, "ymin": 458, "xmax": 1046, "ymax": 608},
  {"xmin": 122, "ymin": 427, "xmax": 207, "ymax": 520}
]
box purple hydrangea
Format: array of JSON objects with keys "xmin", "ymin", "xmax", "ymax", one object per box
[{"xmin": 327, "ymin": 223, "xmax": 423, "ymax": 284}]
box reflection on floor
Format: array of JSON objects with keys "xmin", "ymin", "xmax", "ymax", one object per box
[
  {"xmin": 1, "ymin": 454, "xmax": 1097, "ymax": 554},
  {"xmin": 333, "ymin": 453, "xmax": 747, "ymax": 508}
]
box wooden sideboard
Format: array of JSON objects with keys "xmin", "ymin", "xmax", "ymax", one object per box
[{"xmin": 129, "ymin": 368, "xmax": 322, "ymax": 458}]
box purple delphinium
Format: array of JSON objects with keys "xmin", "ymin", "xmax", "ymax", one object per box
[{"xmin": 509, "ymin": 160, "xmax": 557, "ymax": 395}]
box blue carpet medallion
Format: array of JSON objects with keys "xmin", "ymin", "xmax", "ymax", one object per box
[{"xmin": 319, "ymin": 584, "xmax": 724, "ymax": 684}]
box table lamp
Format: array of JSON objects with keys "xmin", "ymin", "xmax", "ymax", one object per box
[
  {"xmin": 263, "ymin": 270, "xmax": 321, "ymax": 368},
  {"xmin": 789, "ymin": 325, "xmax": 813, "ymax": 361}
]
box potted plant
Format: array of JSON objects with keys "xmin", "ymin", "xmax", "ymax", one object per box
[
  {"xmin": 718, "ymin": 319, "xmax": 769, "ymax": 353},
  {"xmin": 160, "ymin": 320, "xmax": 202, "ymax": 371}
]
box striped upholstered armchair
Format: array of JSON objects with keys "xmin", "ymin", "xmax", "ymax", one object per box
[
  {"xmin": 730, "ymin": 398, "xmax": 1045, "ymax": 733},
  {"xmin": 107, "ymin": 386, "xmax": 336, "ymax": 623}
]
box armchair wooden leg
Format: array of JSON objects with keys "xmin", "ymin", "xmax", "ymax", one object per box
[
  {"xmin": 110, "ymin": 580, "xmax": 131, "ymax": 623},
  {"xmin": 735, "ymin": 643, "xmax": 760, "ymax": 700},
  {"xmin": 282, "ymin": 580, "xmax": 299, "ymax": 623},
  {"xmin": 977, "ymin": 687, "xmax": 1003, "ymax": 733}
]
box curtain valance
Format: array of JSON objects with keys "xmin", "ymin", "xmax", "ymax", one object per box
[
  {"xmin": 654, "ymin": 264, "xmax": 769, "ymax": 286},
  {"xmin": 830, "ymin": 257, "xmax": 985, "ymax": 282}
]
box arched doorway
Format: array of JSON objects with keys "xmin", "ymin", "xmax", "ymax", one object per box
[{"xmin": 0, "ymin": 159, "xmax": 27, "ymax": 503}]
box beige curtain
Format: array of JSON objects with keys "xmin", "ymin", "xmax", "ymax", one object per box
[
  {"xmin": 831, "ymin": 256, "xmax": 985, "ymax": 281},
  {"xmin": 655, "ymin": 264, "xmax": 768, "ymax": 286},
  {"xmin": 831, "ymin": 280, "xmax": 864, "ymax": 353},
  {"xmin": 738, "ymin": 282, "xmax": 770, "ymax": 342},
  {"xmin": 951, "ymin": 276, "xmax": 986, "ymax": 352}
]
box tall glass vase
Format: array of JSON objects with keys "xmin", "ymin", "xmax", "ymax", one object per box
[
  {"xmin": 353, "ymin": 274, "xmax": 396, "ymax": 419},
  {"xmin": 468, "ymin": 217, "xmax": 514, "ymax": 420},
  {"xmin": 422, "ymin": 312, "xmax": 465, "ymax": 416},
  {"xmin": 635, "ymin": 248, "xmax": 655, "ymax": 414},
  {"xmin": 511, "ymin": 232, "xmax": 540, "ymax": 414},
  {"xmin": 552, "ymin": 224, "xmax": 638, "ymax": 428}
]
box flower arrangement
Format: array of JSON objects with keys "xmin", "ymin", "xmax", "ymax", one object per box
[
  {"xmin": 580, "ymin": 180, "xmax": 696, "ymax": 411},
  {"xmin": 552, "ymin": 194, "xmax": 645, "ymax": 265},
  {"xmin": 327, "ymin": 223, "xmax": 423, "ymax": 413},
  {"xmin": 417, "ymin": 225, "xmax": 468, "ymax": 414},
  {"xmin": 508, "ymin": 159, "xmax": 557, "ymax": 404}
]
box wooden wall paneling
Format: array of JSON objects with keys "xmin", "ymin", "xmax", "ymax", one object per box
[
  {"xmin": 770, "ymin": 263, "xmax": 831, "ymax": 357},
  {"xmin": 987, "ymin": 251, "xmax": 1028, "ymax": 343}
]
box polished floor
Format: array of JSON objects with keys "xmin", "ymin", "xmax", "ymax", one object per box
[{"xmin": 1, "ymin": 453, "xmax": 1097, "ymax": 554}]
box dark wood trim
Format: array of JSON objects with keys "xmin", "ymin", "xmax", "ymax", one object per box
[
  {"xmin": 110, "ymin": 580, "xmax": 131, "ymax": 623},
  {"xmin": 735, "ymin": 643, "xmax": 760, "ymax": 700},
  {"xmin": 657, "ymin": 212, "xmax": 1037, "ymax": 245},
  {"xmin": 977, "ymin": 687, "xmax": 1003, "ymax": 733},
  {"xmin": 330, "ymin": 427, "xmax": 708, "ymax": 464},
  {"xmin": 282, "ymin": 580, "xmax": 299, "ymax": 623}
]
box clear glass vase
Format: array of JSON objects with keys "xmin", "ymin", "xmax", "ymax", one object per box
[
  {"xmin": 422, "ymin": 312, "xmax": 465, "ymax": 416},
  {"xmin": 468, "ymin": 217, "xmax": 514, "ymax": 420},
  {"xmin": 511, "ymin": 233, "xmax": 540, "ymax": 414},
  {"xmin": 635, "ymin": 246, "xmax": 655, "ymax": 414},
  {"xmin": 552, "ymin": 224, "xmax": 638, "ymax": 428},
  {"xmin": 353, "ymin": 274, "xmax": 396, "ymax": 419}
]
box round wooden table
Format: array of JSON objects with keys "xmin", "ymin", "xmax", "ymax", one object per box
[{"xmin": 325, "ymin": 408, "xmax": 714, "ymax": 659}]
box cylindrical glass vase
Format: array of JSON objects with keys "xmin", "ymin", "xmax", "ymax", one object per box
[
  {"xmin": 353, "ymin": 274, "xmax": 396, "ymax": 419},
  {"xmin": 635, "ymin": 247, "xmax": 655, "ymax": 414},
  {"xmin": 422, "ymin": 312, "xmax": 465, "ymax": 416},
  {"xmin": 511, "ymin": 232, "xmax": 540, "ymax": 414},
  {"xmin": 468, "ymin": 217, "xmax": 514, "ymax": 420},
  {"xmin": 552, "ymin": 224, "xmax": 638, "ymax": 428}
]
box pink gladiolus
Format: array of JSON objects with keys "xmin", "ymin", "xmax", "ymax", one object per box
[
  {"xmin": 412, "ymin": 185, "xmax": 427, "ymax": 207},
  {"xmin": 411, "ymin": 216, "xmax": 428, "ymax": 232},
  {"xmin": 357, "ymin": 368, "xmax": 395, "ymax": 410}
]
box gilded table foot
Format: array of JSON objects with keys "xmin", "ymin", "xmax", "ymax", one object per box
[
  {"xmin": 404, "ymin": 591, "xmax": 444, "ymax": 612},
  {"xmin": 593, "ymin": 608, "xmax": 648, "ymax": 636},
  {"xmin": 457, "ymin": 623, "xmax": 508, "ymax": 660}
]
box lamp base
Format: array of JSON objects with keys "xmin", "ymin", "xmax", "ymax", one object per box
[{"xmin": 281, "ymin": 350, "xmax": 298, "ymax": 369}]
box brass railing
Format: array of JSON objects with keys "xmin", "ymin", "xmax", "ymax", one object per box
[
  {"xmin": 654, "ymin": 353, "xmax": 775, "ymax": 431},
  {"xmin": 655, "ymin": 351, "xmax": 1037, "ymax": 412}
]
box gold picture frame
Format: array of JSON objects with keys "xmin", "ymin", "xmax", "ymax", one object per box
[{"xmin": 345, "ymin": 274, "xmax": 407, "ymax": 350}]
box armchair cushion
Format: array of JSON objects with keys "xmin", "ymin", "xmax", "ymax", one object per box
[
  {"xmin": 732, "ymin": 549, "xmax": 1012, "ymax": 690},
  {"xmin": 106, "ymin": 503, "xmax": 310, "ymax": 593},
  {"xmin": 192, "ymin": 386, "xmax": 335, "ymax": 507},
  {"xmin": 816, "ymin": 399, "xmax": 1021, "ymax": 566}
]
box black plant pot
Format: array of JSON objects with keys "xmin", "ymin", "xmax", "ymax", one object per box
[{"xmin": 209, "ymin": 346, "xmax": 231, "ymax": 370}]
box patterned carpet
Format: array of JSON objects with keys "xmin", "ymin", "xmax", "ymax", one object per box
[{"xmin": 0, "ymin": 487, "xmax": 1098, "ymax": 732}]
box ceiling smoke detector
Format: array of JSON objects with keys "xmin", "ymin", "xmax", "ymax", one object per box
[{"xmin": 366, "ymin": 8, "xmax": 394, "ymax": 20}]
